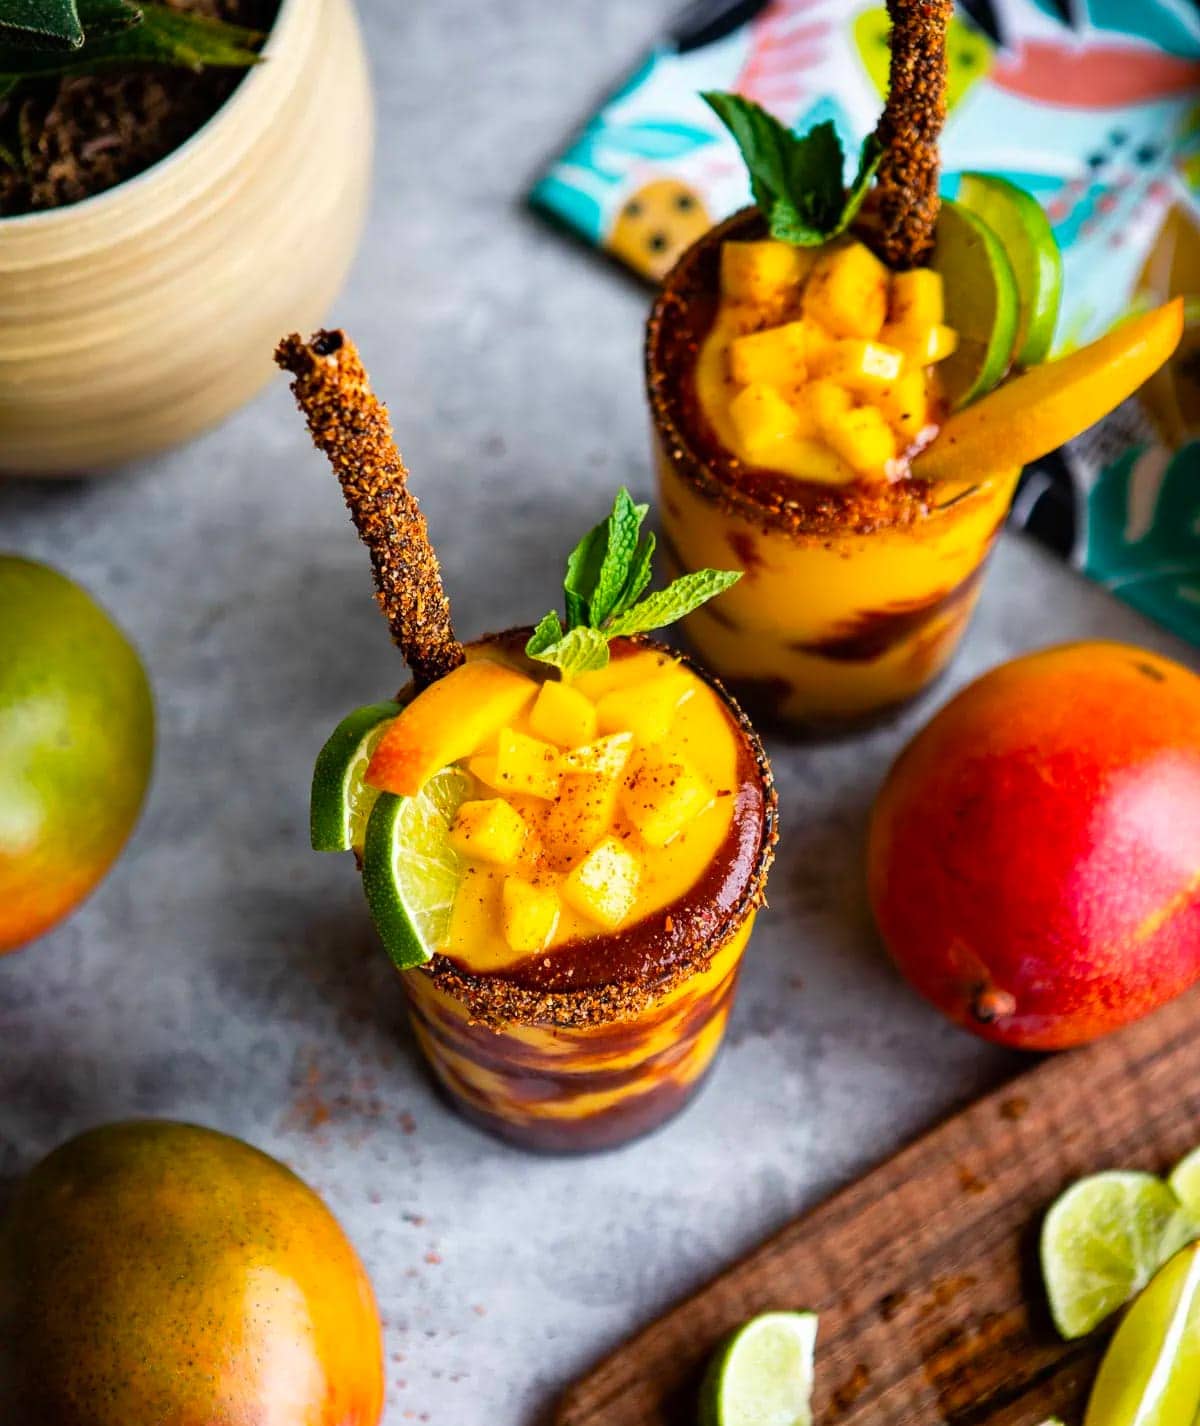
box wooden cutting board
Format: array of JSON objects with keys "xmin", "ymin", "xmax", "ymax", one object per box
[{"xmin": 556, "ymin": 988, "xmax": 1200, "ymax": 1426}]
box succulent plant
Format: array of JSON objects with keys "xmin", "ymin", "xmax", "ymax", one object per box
[{"xmin": 0, "ymin": 0, "xmax": 261, "ymax": 103}]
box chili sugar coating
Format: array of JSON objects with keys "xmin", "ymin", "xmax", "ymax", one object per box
[
  {"xmin": 872, "ymin": 0, "xmax": 952, "ymax": 270},
  {"xmin": 275, "ymin": 329, "xmax": 465, "ymax": 688}
]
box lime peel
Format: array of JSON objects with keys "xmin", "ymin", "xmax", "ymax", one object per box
[
  {"xmin": 931, "ymin": 198, "xmax": 1020, "ymax": 410},
  {"xmin": 361, "ymin": 765, "xmax": 472, "ymax": 970},
  {"xmin": 957, "ymin": 171, "xmax": 1063, "ymax": 366},
  {"xmin": 1042, "ymin": 1170, "xmax": 1200, "ymax": 1341},
  {"xmin": 1168, "ymin": 1147, "xmax": 1200, "ymax": 1219},
  {"xmin": 310, "ymin": 701, "xmax": 399, "ymax": 853},
  {"xmin": 699, "ymin": 1311, "xmax": 817, "ymax": 1426}
]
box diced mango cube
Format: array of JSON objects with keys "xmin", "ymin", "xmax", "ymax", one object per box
[
  {"xmin": 815, "ymin": 339, "xmax": 904, "ymax": 395},
  {"xmin": 880, "ymin": 322, "xmax": 959, "ymax": 368},
  {"xmin": 560, "ymin": 732, "xmax": 633, "ymax": 779},
  {"xmin": 877, "ymin": 371, "xmax": 931, "ymax": 443},
  {"xmin": 366, "ymin": 659, "xmax": 538, "ymax": 796},
  {"xmin": 779, "ymin": 385, "xmax": 821, "ymax": 438},
  {"xmin": 529, "ymin": 680, "xmax": 597, "ymax": 748},
  {"xmin": 720, "ymin": 240, "xmax": 814, "ymax": 305},
  {"xmin": 502, "ymin": 877, "xmax": 561, "ymax": 953},
  {"xmin": 596, "ymin": 675, "xmax": 693, "ymax": 747},
  {"xmin": 766, "ymin": 436, "xmax": 857, "ymax": 486},
  {"xmin": 807, "ymin": 379, "xmax": 853, "ymax": 435},
  {"xmin": 728, "ymin": 322, "xmax": 808, "ymax": 388},
  {"xmin": 888, "ymin": 268, "xmax": 944, "ymax": 331},
  {"xmin": 449, "ymin": 799, "xmax": 528, "ymax": 866},
  {"xmin": 471, "ymin": 729, "xmax": 560, "ymax": 800},
  {"xmin": 820, "ymin": 405, "xmax": 898, "ymax": 477},
  {"xmin": 802, "ymin": 241, "xmax": 889, "ymax": 339},
  {"xmin": 540, "ymin": 772, "xmax": 620, "ymax": 864},
  {"xmin": 621, "ymin": 753, "xmax": 713, "ymax": 848},
  {"xmin": 728, "ymin": 383, "xmax": 801, "ymax": 457},
  {"xmin": 562, "ymin": 836, "xmax": 641, "ymax": 929}
]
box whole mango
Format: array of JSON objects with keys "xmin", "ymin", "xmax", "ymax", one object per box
[
  {"xmin": 0, "ymin": 555, "xmax": 154, "ymax": 952},
  {"xmin": 0, "ymin": 1120, "xmax": 385, "ymax": 1425},
  {"xmin": 868, "ymin": 642, "xmax": 1200, "ymax": 1049}
]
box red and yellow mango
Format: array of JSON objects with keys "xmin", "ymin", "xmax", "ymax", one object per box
[{"xmin": 868, "ymin": 643, "xmax": 1200, "ymax": 1049}]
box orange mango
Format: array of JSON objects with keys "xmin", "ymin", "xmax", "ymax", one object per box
[
  {"xmin": 0, "ymin": 557, "xmax": 154, "ymax": 955},
  {"xmin": 914, "ymin": 299, "xmax": 1184, "ymax": 481},
  {"xmin": 0, "ymin": 1121, "xmax": 384, "ymax": 1425},
  {"xmin": 365, "ymin": 657, "xmax": 537, "ymax": 795}
]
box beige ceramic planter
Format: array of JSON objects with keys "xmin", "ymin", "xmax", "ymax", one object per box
[{"xmin": 0, "ymin": 0, "xmax": 372, "ymax": 475}]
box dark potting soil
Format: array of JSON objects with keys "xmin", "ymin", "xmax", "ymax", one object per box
[{"xmin": 0, "ymin": 0, "xmax": 279, "ymax": 217}]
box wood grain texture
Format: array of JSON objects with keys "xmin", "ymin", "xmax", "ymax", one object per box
[
  {"xmin": 557, "ymin": 988, "xmax": 1200, "ymax": 1426},
  {"xmin": 0, "ymin": 0, "xmax": 371, "ymax": 475}
]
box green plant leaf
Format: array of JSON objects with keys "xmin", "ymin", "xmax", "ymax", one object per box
[
  {"xmin": 526, "ymin": 609, "xmax": 565, "ymax": 657},
  {"xmin": 525, "ymin": 624, "xmax": 610, "ymax": 681},
  {"xmin": 702, "ymin": 91, "xmax": 882, "ymax": 247},
  {"xmin": 562, "ymin": 488, "xmax": 648, "ymax": 629},
  {"xmin": 80, "ymin": 0, "xmax": 143, "ymax": 39},
  {"xmin": 606, "ymin": 569, "xmax": 742, "ymax": 636},
  {"xmin": 0, "ymin": 1, "xmax": 261, "ymax": 85},
  {"xmin": 531, "ymin": 491, "xmax": 739, "ymax": 674},
  {"xmin": 563, "ymin": 520, "xmax": 607, "ymax": 630},
  {"xmin": 590, "ymin": 488, "xmax": 647, "ymax": 627},
  {"xmin": 613, "ymin": 530, "xmax": 655, "ymax": 618},
  {"xmin": 0, "ymin": 0, "xmax": 84, "ymax": 51}
]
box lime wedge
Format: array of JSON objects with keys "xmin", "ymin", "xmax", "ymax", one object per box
[
  {"xmin": 699, "ymin": 1312, "xmax": 817, "ymax": 1426},
  {"xmin": 930, "ymin": 198, "xmax": 1020, "ymax": 409},
  {"xmin": 361, "ymin": 765, "xmax": 472, "ymax": 969},
  {"xmin": 1084, "ymin": 1243, "xmax": 1200, "ymax": 1426},
  {"xmin": 1169, "ymin": 1148, "xmax": 1200, "ymax": 1218},
  {"xmin": 1042, "ymin": 1171, "xmax": 1199, "ymax": 1340},
  {"xmin": 957, "ymin": 172, "xmax": 1063, "ymax": 366},
  {"xmin": 310, "ymin": 701, "xmax": 399, "ymax": 853}
]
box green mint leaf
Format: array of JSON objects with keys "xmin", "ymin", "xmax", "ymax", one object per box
[
  {"xmin": 606, "ymin": 569, "xmax": 742, "ymax": 637},
  {"xmin": 702, "ymin": 91, "xmax": 878, "ymax": 247},
  {"xmin": 525, "ymin": 624, "xmax": 610, "ymax": 681},
  {"xmin": 563, "ymin": 520, "xmax": 607, "ymax": 629},
  {"xmin": 0, "ymin": 0, "xmax": 84, "ymax": 50},
  {"xmin": 767, "ymin": 198, "xmax": 827, "ymax": 247},
  {"xmin": 612, "ymin": 531, "xmax": 655, "ymax": 618},
  {"xmin": 702, "ymin": 90, "xmax": 796, "ymax": 221},
  {"xmin": 589, "ymin": 488, "xmax": 646, "ymax": 627},
  {"xmin": 526, "ymin": 610, "xmax": 564, "ymax": 657},
  {"xmin": 0, "ymin": 1, "xmax": 260, "ymax": 85}
]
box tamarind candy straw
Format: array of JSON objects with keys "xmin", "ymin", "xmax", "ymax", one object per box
[
  {"xmin": 275, "ymin": 329, "xmax": 466, "ymax": 689},
  {"xmin": 872, "ymin": 0, "xmax": 952, "ymax": 270}
]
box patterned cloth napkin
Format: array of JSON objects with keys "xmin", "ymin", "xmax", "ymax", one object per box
[{"xmin": 532, "ymin": 0, "xmax": 1200, "ymax": 645}]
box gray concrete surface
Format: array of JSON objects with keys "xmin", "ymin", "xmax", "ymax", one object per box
[{"xmin": 1, "ymin": 3, "xmax": 1196, "ymax": 1422}]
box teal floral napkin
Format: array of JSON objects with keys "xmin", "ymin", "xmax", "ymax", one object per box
[{"xmin": 533, "ymin": 0, "xmax": 1200, "ymax": 645}]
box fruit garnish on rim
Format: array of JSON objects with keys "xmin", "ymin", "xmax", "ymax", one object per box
[
  {"xmin": 276, "ymin": 331, "xmax": 776, "ymax": 1153},
  {"xmin": 694, "ymin": 35, "xmax": 1180, "ymax": 485},
  {"xmin": 645, "ymin": 0, "xmax": 1182, "ymax": 730}
]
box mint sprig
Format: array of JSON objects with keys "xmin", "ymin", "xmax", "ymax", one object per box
[
  {"xmin": 526, "ymin": 489, "xmax": 741, "ymax": 679},
  {"xmin": 702, "ymin": 91, "xmax": 882, "ymax": 247}
]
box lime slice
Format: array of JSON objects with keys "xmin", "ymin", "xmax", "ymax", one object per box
[
  {"xmin": 930, "ymin": 198, "xmax": 1020, "ymax": 409},
  {"xmin": 361, "ymin": 765, "xmax": 472, "ymax": 969},
  {"xmin": 1084, "ymin": 1243, "xmax": 1200, "ymax": 1426},
  {"xmin": 957, "ymin": 172, "xmax": 1063, "ymax": 366},
  {"xmin": 1169, "ymin": 1148, "xmax": 1200, "ymax": 1218},
  {"xmin": 699, "ymin": 1312, "xmax": 817, "ymax": 1426},
  {"xmin": 310, "ymin": 701, "xmax": 399, "ymax": 853},
  {"xmin": 1042, "ymin": 1171, "xmax": 1199, "ymax": 1340}
]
